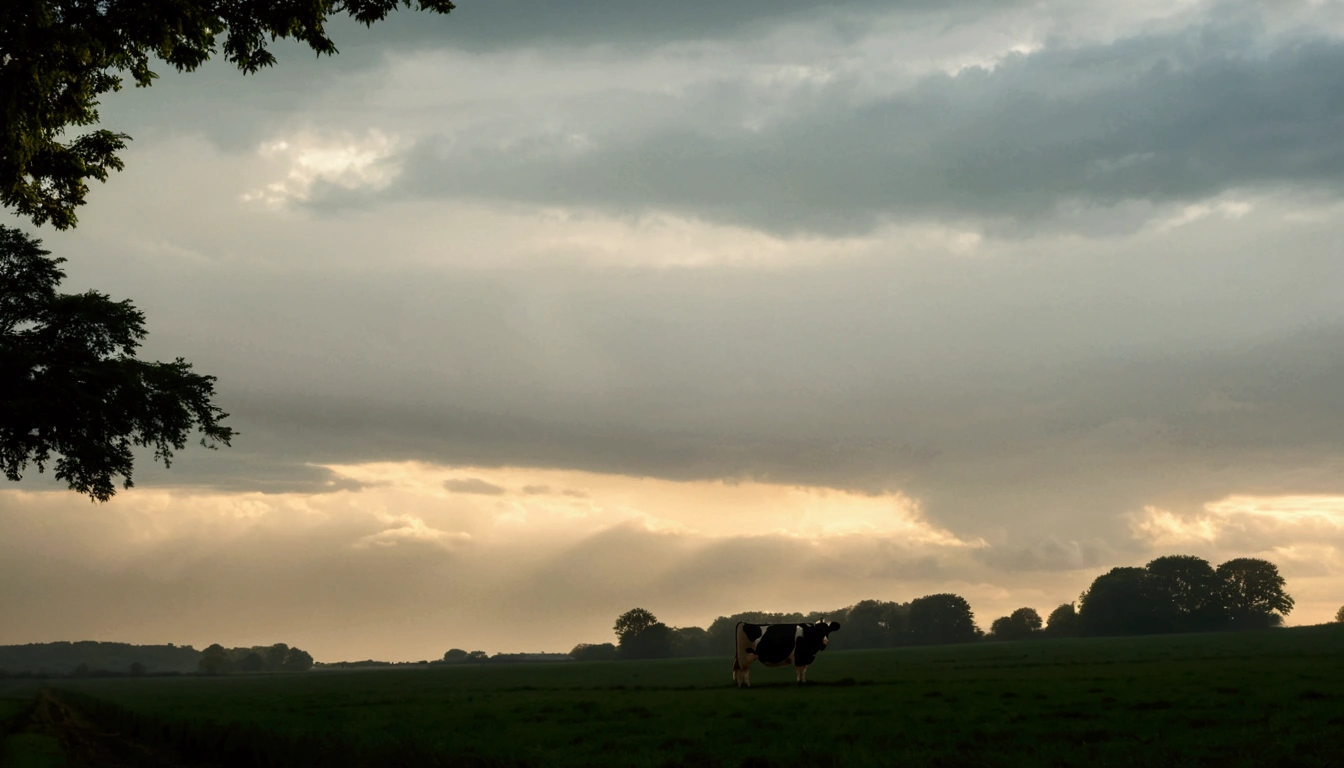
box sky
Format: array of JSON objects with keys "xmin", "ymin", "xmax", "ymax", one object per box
[{"xmin": 3, "ymin": 0, "xmax": 1344, "ymax": 661}]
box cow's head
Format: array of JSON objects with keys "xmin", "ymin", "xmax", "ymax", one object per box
[{"xmin": 806, "ymin": 619, "xmax": 842, "ymax": 650}]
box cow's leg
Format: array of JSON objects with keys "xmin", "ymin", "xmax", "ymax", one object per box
[
  {"xmin": 800, "ymin": 665, "xmax": 809, "ymax": 684},
  {"xmin": 734, "ymin": 656, "xmax": 753, "ymax": 688},
  {"xmin": 795, "ymin": 666, "xmax": 803, "ymax": 685}
]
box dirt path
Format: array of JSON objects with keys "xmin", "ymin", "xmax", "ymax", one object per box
[{"xmin": 27, "ymin": 689, "xmax": 198, "ymax": 768}]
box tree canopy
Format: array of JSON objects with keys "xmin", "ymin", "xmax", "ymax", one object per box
[
  {"xmin": 618, "ymin": 622, "xmax": 674, "ymax": 660},
  {"xmin": 1, "ymin": 0, "xmax": 456, "ymax": 230},
  {"xmin": 1217, "ymin": 558, "xmax": 1294, "ymax": 629},
  {"xmin": 989, "ymin": 607, "xmax": 1042, "ymax": 641},
  {"xmin": 1078, "ymin": 566, "xmax": 1169, "ymax": 636},
  {"xmin": 1078, "ymin": 556, "xmax": 1293, "ymax": 636},
  {"xmin": 613, "ymin": 608, "xmax": 659, "ymax": 645},
  {"xmin": 568, "ymin": 643, "xmax": 617, "ymax": 663},
  {"xmin": 907, "ymin": 593, "xmax": 981, "ymax": 645},
  {"xmin": 841, "ymin": 599, "xmax": 908, "ymax": 649},
  {"xmin": 1, "ymin": 226, "xmax": 232, "ymax": 500},
  {"xmin": 1044, "ymin": 603, "xmax": 1079, "ymax": 638},
  {"xmin": 1146, "ymin": 554, "xmax": 1222, "ymax": 631}
]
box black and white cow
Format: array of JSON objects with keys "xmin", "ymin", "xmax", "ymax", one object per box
[{"xmin": 732, "ymin": 619, "xmax": 841, "ymax": 687}]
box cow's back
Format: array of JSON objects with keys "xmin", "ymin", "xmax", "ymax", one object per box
[{"xmin": 736, "ymin": 622, "xmax": 800, "ymax": 667}]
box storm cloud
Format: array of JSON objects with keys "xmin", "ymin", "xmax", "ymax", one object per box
[{"xmin": 382, "ymin": 32, "xmax": 1344, "ymax": 234}]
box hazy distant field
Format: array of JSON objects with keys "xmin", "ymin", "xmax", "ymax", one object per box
[{"xmin": 42, "ymin": 625, "xmax": 1344, "ymax": 767}]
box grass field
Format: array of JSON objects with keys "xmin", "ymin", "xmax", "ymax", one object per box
[{"xmin": 22, "ymin": 624, "xmax": 1344, "ymax": 767}]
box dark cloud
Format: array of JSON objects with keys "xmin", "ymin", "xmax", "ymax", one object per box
[
  {"xmin": 352, "ymin": 0, "xmax": 981, "ymax": 49},
  {"xmin": 116, "ymin": 321, "xmax": 1344, "ymax": 555},
  {"xmin": 443, "ymin": 477, "xmax": 508, "ymax": 495},
  {"xmin": 364, "ymin": 32, "xmax": 1344, "ymax": 234},
  {"xmin": 75, "ymin": 453, "xmax": 374, "ymax": 496},
  {"xmin": 975, "ymin": 537, "xmax": 1118, "ymax": 573}
]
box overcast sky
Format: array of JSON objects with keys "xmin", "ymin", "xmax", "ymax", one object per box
[{"xmin": 4, "ymin": 0, "xmax": 1343, "ymax": 661}]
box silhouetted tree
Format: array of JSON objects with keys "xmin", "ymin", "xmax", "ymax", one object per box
[
  {"xmin": 467, "ymin": 650, "xmax": 488, "ymax": 663},
  {"xmin": 1078, "ymin": 567, "xmax": 1172, "ymax": 636},
  {"xmin": 443, "ymin": 649, "xmax": 468, "ymax": 664},
  {"xmin": 990, "ymin": 607, "xmax": 1042, "ymax": 641},
  {"xmin": 671, "ymin": 626, "xmax": 712, "ymax": 658},
  {"xmin": 1045, "ymin": 603, "xmax": 1080, "ymax": 638},
  {"xmin": 1146, "ymin": 555, "xmax": 1223, "ymax": 631},
  {"xmin": 620, "ymin": 623, "xmax": 675, "ymax": 660},
  {"xmin": 1, "ymin": 228, "xmax": 233, "ymax": 500},
  {"xmin": 1336, "ymin": 605, "xmax": 1344, "ymax": 623},
  {"xmin": 614, "ymin": 608, "xmax": 660, "ymax": 645},
  {"xmin": 907, "ymin": 594, "xmax": 981, "ymax": 645},
  {"xmin": 198, "ymin": 644, "xmax": 230, "ymax": 676},
  {"xmin": 1217, "ymin": 558, "xmax": 1294, "ymax": 629},
  {"xmin": 264, "ymin": 643, "xmax": 289, "ymax": 672},
  {"xmin": 282, "ymin": 648, "xmax": 314, "ymax": 672},
  {"xmin": 1, "ymin": 0, "xmax": 457, "ymax": 230},
  {"xmin": 239, "ymin": 652, "xmax": 266, "ymax": 673},
  {"xmin": 569, "ymin": 643, "xmax": 617, "ymax": 662},
  {"xmin": 841, "ymin": 600, "xmax": 908, "ymax": 649}
]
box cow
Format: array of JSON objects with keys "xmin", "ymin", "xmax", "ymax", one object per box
[{"xmin": 732, "ymin": 619, "xmax": 841, "ymax": 687}]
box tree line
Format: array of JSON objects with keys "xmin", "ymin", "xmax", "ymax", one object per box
[
  {"xmin": 561, "ymin": 555, "xmax": 1301, "ymax": 661},
  {"xmin": 197, "ymin": 643, "xmax": 314, "ymax": 675},
  {"xmin": 988, "ymin": 555, "xmax": 1295, "ymax": 641},
  {"xmin": 0, "ymin": 641, "xmax": 202, "ymax": 676}
]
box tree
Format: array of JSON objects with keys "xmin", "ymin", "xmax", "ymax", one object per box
[
  {"xmin": 569, "ymin": 643, "xmax": 617, "ymax": 663},
  {"xmin": 282, "ymin": 647, "xmax": 314, "ymax": 672},
  {"xmin": 613, "ymin": 608, "xmax": 660, "ymax": 645},
  {"xmin": 0, "ymin": 227, "xmax": 233, "ymax": 500},
  {"xmin": 1, "ymin": 0, "xmax": 457, "ymax": 230},
  {"xmin": 198, "ymin": 643, "xmax": 230, "ymax": 675},
  {"xmin": 264, "ymin": 643, "xmax": 290, "ymax": 672},
  {"xmin": 907, "ymin": 594, "xmax": 981, "ymax": 645},
  {"xmin": 466, "ymin": 650, "xmax": 488, "ymax": 663},
  {"xmin": 3, "ymin": 2, "xmax": 456, "ymax": 501},
  {"xmin": 1216, "ymin": 558, "xmax": 1294, "ymax": 629},
  {"xmin": 1336, "ymin": 605, "xmax": 1344, "ymax": 624},
  {"xmin": 442, "ymin": 648, "xmax": 468, "ymax": 664},
  {"xmin": 841, "ymin": 600, "xmax": 908, "ymax": 650},
  {"xmin": 239, "ymin": 652, "xmax": 265, "ymax": 673},
  {"xmin": 1044, "ymin": 603, "xmax": 1080, "ymax": 638},
  {"xmin": 1146, "ymin": 555, "xmax": 1222, "ymax": 631},
  {"xmin": 990, "ymin": 607, "xmax": 1042, "ymax": 641},
  {"xmin": 619, "ymin": 623, "xmax": 674, "ymax": 660},
  {"xmin": 1078, "ymin": 567, "xmax": 1169, "ymax": 636},
  {"xmin": 670, "ymin": 626, "xmax": 711, "ymax": 658}
]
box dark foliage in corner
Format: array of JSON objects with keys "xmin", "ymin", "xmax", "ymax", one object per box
[{"xmin": 0, "ymin": 226, "xmax": 232, "ymax": 500}]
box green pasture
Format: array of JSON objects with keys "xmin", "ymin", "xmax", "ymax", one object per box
[
  {"xmin": 1, "ymin": 681, "xmax": 62, "ymax": 768},
  {"xmin": 44, "ymin": 625, "xmax": 1344, "ymax": 767}
]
